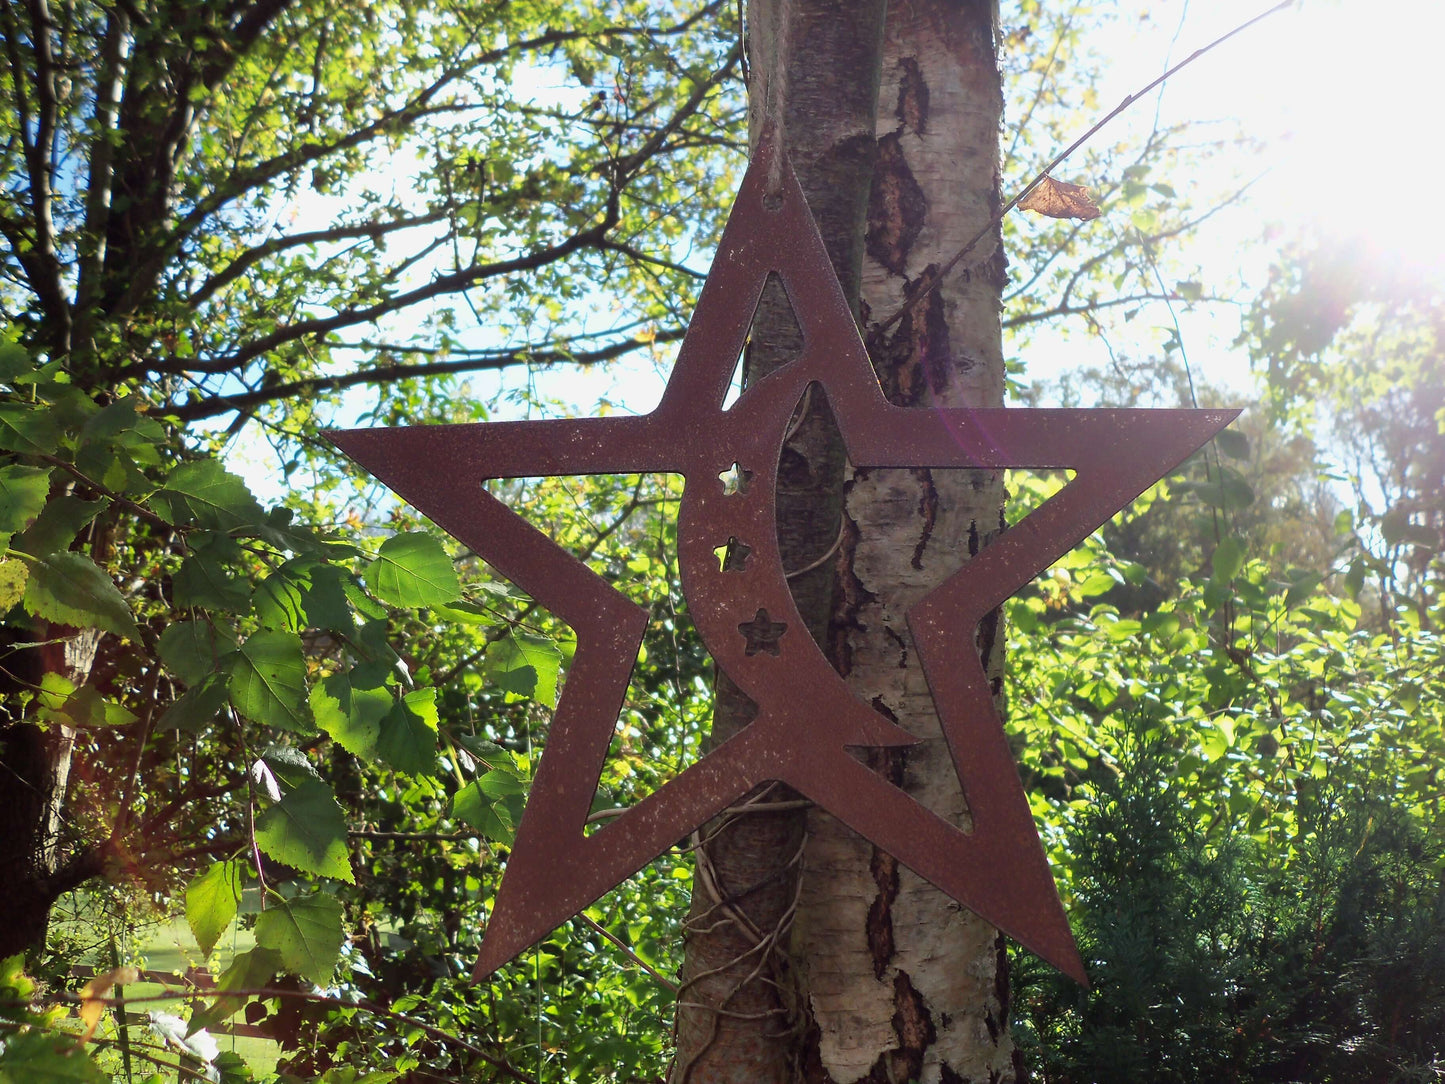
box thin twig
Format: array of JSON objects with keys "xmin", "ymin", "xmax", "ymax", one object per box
[
  {"xmin": 872, "ymin": 0, "xmax": 1294, "ymax": 336},
  {"xmin": 575, "ymin": 913, "xmax": 680, "ymax": 992}
]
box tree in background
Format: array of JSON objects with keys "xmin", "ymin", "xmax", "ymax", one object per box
[
  {"xmin": 0, "ymin": 0, "xmax": 1440, "ymax": 1081},
  {"xmin": 0, "ymin": 0, "xmax": 738, "ymax": 960}
]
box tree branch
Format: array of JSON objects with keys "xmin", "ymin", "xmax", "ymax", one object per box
[
  {"xmin": 164, "ymin": 327, "xmax": 684, "ymax": 422},
  {"xmin": 0, "ymin": 1, "xmax": 69, "ymax": 340},
  {"xmin": 187, "ymin": 211, "xmax": 451, "ymax": 308}
]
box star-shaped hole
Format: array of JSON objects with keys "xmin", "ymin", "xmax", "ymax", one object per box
[
  {"xmin": 713, "ymin": 536, "xmax": 752, "ymax": 573},
  {"xmin": 717, "ymin": 462, "xmax": 754, "ymax": 496},
  {"xmin": 738, "ymin": 607, "xmax": 787, "ymax": 656}
]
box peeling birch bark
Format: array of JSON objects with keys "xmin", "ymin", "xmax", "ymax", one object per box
[
  {"xmin": 797, "ymin": 2, "xmax": 1018, "ymax": 1082},
  {"xmin": 675, "ymin": 2, "xmax": 1015, "ymax": 1080}
]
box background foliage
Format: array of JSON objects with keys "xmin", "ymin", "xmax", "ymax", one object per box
[{"xmin": 0, "ymin": 0, "xmax": 1440, "ymax": 1082}]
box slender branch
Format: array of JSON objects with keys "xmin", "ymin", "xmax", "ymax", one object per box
[
  {"xmin": 873, "ymin": 0, "xmax": 1294, "ymax": 336},
  {"xmin": 163, "ymin": 327, "xmax": 683, "ymax": 422},
  {"xmin": 614, "ymin": 39, "xmax": 742, "ymax": 184},
  {"xmin": 151, "ymin": 223, "xmax": 612, "ymax": 379},
  {"xmin": 1003, "ymin": 291, "xmax": 1232, "ymax": 330},
  {"xmin": 36, "ymin": 454, "xmax": 168, "ymax": 531},
  {"xmin": 188, "ymin": 210, "xmax": 450, "ymax": 308},
  {"xmin": 575, "ymin": 913, "xmax": 680, "ymax": 993},
  {"xmin": 596, "ymin": 236, "xmax": 707, "ymax": 280}
]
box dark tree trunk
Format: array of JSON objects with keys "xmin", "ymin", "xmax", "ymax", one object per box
[{"xmin": 0, "ymin": 630, "xmax": 104, "ymax": 960}]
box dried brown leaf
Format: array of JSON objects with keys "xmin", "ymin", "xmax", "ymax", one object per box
[
  {"xmin": 1018, "ymin": 176, "xmax": 1102, "ymax": 221},
  {"xmin": 77, "ymin": 966, "xmax": 139, "ymax": 1042}
]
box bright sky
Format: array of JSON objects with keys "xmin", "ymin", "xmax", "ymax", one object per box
[
  {"xmin": 1158, "ymin": 0, "xmax": 1443, "ymax": 280},
  {"xmin": 1000, "ymin": 0, "xmax": 1444, "ymax": 401},
  {"xmin": 230, "ymin": 0, "xmax": 1443, "ymax": 490},
  {"xmin": 501, "ymin": 0, "xmax": 1445, "ymax": 411}
]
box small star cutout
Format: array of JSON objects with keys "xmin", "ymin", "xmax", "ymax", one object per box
[
  {"xmin": 738, "ymin": 607, "xmax": 787, "ymax": 656},
  {"xmin": 330, "ymin": 133, "xmax": 1236, "ymax": 986},
  {"xmin": 718, "ymin": 462, "xmax": 753, "ymax": 496},
  {"xmin": 714, "ymin": 536, "xmax": 752, "ymax": 573}
]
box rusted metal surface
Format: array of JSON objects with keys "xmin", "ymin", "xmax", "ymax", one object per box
[{"xmin": 330, "ymin": 134, "xmax": 1237, "ymax": 987}]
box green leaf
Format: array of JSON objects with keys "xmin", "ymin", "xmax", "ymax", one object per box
[
  {"xmin": 160, "ymin": 619, "xmax": 237, "ymax": 686},
  {"xmin": 0, "ymin": 340, "xmax": 31, "ymax": 381},
  {"xmin": 1345, "ymin": 559, "xmax": 1367, "ymax": 599},
  {"xmin": 186, "ymin": 860, "xmax": 242, "ymax": 957},
  {"xmin": 0, "ymin": 465, "xmax": 51, "ymax": 533},
  {"xmin": 478, "ymin": 767, "xmax": 528, "ymax": 799},
  {"xmin": 255, "ymin": 558, "xmax": 356, "ymax": 634},
  {"xmin": 160, "ymin": 674, "xmax": 230, "ymax": 732},
  {"xmin": 253, "ymin": 893, "xmax": 344, "ymax": 985},
  {"xmin": 367, "ymin": 533, "xmax": 461, "ymax": 608},
  {"xmin": 1074, "ymin": 570, "xmax": 1118, "ymax": 599},
  {"xmin": 253, "ymin": 779, "xmax": 353, "ymax": 882},
  {"xmin": 187, "ymin": 947, "xmax": 282, "ymax": 1035},
  {"xmin": 172, "ymin": 554, "xmax": 251, "ymax": 612},
  {"xmin": 0, "ymin": 403, "xmax": 60, "ymax": 455},
  {"xmin": 1141, "ymin": 611, "xmax": 1181, "ymax": 638},
  {"xmin": 258, "ymin": 743, "xmax": 322, "ymax": 790},
  {"xmin": 452, "ymin": 778, "xmax": 515, "ymax": 843},
  {"xmin": 1185, "ymin": 473, "xmax": 1255, "ymax": 510},
  {"xmin": 21, "ymin": 550, "xmax": 140, "ymax": 639},
  {"xmin": 1214, "ymin": 428, "xmax": 1250, "ymax": 460},
  {"xmin": 312, "ymin": 671, "xmax": 391, "ymax": 760},
  {"xmin": 0, "ymin": 1030, "xmax": 107, "ymax": 1082},
  {"xmin": 152, "ymin": 459, "xmax": 265, "ymax": 531},
  {"xmin": 1285, "ymin": 570, "xmax": 1323, "ymax": 607},
  {"xmin": 1211, "ymin": 536, "xmax": 1247, "ymax": 584},
  {"xmin": 375, "ymin": 687, "xmax": 438, "ymax": 774},
  {"xmin": 487, "ymin": 633, "xmax": 563, "ymax": 707},
  {"xmin": 36, "ymin": 681, "xmax": 136, "ymax": 728},
  {"xmin": 317, "ymin": 1070, "xmax": 400, "ymax": 1084},
  {"xmin": 0, "ymin": 557, "xmax": 26, "ymax": 609},
  {"xmin": 11, "ymin": 495, "xmax": 105, "ymax": 557},
  {"xmin": 248, "ymin": 506, "xmax": 348, "ymax": 557},
  {"xmin": 229, "ymin": 630, "xmax": 309, "ymax": 732}
]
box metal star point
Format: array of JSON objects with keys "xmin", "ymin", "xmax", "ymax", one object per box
[{"xmin": 330, "ymin": 134, "xmax": 1236, "ymax": 987}]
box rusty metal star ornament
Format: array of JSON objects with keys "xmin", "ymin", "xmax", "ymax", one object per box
[{"xmin": 330, "ymin": 134, "xmax": 1236, "ymax": 987}]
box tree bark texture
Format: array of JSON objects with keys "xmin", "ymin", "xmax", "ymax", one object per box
[
  {"xmin": 0, "ymin": 629, "xmax": 105, "ymax": 959},
  {"xmin": 670, "ymin": 4, "xmax": 888, "ymax": 1081},
  {"xmin": 674, "ymin": 1, "xmax": 1016, "ymax": 1082},
  {"xmin": 798, "ymin": 3, "xmax": 1016, "ymax": 1081}
]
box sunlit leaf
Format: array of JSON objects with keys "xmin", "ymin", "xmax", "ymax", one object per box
[
  {"xmin": 152, "ymin": 459, "xmax": 265, "ymax": 531},
  {"xmin": 187, "ymin": 947, "xmax": 282, "ymax": 1035},
  {"xmin": 186, "ymin": 861, "xmax": 242, "ymax": 957},
  {"xmin": 376, "ymin": 687, "xmax": 439, "ymax": 775},
  {"xmin": 254, "ymin": 893, "xmax": 344, "ymax": 985},
  {"xmin": 1018, "ymin": 175, "xmax": 1102, "ymax": 220},
  {"xmin": 367, "ymin": 532, "xmax": 461, "ymax": 608},
  {"xmin": 229, "ymin": 630, "xmax": 309, "ymax": 731},
  {"xmin": 253, "ymin": 779, "xmax": 353, "ymax": 882}
]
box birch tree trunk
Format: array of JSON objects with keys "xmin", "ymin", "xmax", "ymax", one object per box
[
  {"xmin": 673, "ymin": 1, "xmax": 1014, "ymax": 1081},
  {"xmin": 798, "ymin": 3, "xmax": 1016, "ymax": 1080}
]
